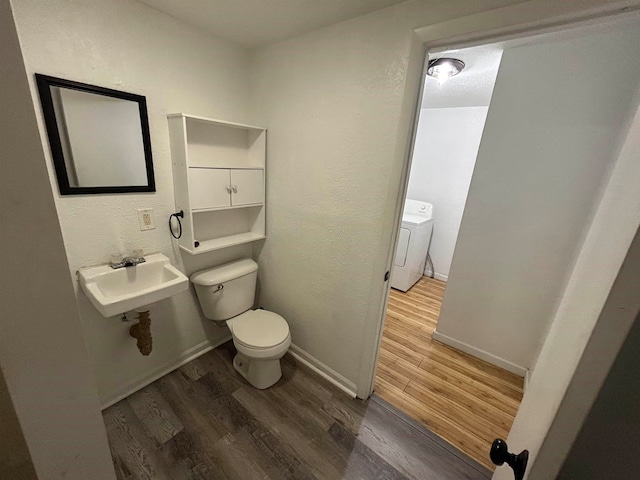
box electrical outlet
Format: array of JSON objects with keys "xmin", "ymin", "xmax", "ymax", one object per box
[{"xmin": 137, "ymin": 208, "xmax": 156, "ymax": 231}]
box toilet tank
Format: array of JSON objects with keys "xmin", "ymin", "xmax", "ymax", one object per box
[{"xmin": 190, "ymin": 258, "xmax": 258, "ymax": 320}]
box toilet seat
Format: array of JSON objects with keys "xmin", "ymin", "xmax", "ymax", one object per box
[
  {"xmin": 230, "ymin": 309, "xmax": 289, "ymax": 349},
  {"xmin": 234, "ymin": 334, "xmax": 291, "ymax": 352}
]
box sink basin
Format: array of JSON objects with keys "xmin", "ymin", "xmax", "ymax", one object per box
[{"xmin": 78, "ymin": 253, "xmax": 188, "ymax": 317}]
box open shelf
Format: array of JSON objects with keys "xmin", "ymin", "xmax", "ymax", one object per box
[
  {"xmin": 179, "ymin": 232, "xmax": 266, "ymax": 255},
  {"xmin": 191, "ymin": 203, "xmax": 263, "ymax": 214}
]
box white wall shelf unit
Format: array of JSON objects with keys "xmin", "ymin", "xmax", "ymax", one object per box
[{"xmin": 168, "ymin": 113, "xmax": 266, "ymax": 254}]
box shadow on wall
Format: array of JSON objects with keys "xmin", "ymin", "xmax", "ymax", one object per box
[{"xmin": 558, "ymin": 310, "xmax": 640, "ymax": 479}]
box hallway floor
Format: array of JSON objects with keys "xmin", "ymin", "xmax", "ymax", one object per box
[
  {"xmin": 103, "ymin": 342, "xmax": 491, "ymax": 479},
  {"xmin": 376, "ymin": 276, "xmax": 524, "ymax": 470}
]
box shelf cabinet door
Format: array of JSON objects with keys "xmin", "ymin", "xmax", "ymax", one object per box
[
  {"xmin": 230, "ymin": 169, "xmax": 264, "ymax": 206},
  {"xmin": 188, "ymin": 168, "xmax": 231, "ymax": 210}
]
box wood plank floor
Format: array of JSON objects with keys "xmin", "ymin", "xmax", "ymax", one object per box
[
  {"xmin": 376, "ymin": 277, "xmax": 524, "ymax": 470},
  {"xmin": 104, "ymin": 342, "xmax": 491, "ymax": 479}
]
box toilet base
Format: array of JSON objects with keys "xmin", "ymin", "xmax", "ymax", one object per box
[{"xmin": 233, "ymin": 353, "xmax": 283, "ymax": 389}]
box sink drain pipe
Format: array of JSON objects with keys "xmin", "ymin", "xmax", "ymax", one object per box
[{"xmin": 129, "ymin": 310, "xmax": 152, "ymax": 355}]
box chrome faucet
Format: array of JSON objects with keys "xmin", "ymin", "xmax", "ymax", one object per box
[{"xmin": 110, "ymin": 250, "xmax": 146, "ymax": 269}]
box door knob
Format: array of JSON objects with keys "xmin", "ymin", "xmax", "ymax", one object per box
[{"xmin": 490, "ymin": 438, "xmax": 528, "ymax": 480}]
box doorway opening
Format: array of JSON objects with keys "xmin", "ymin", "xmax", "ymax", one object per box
[
  {"xmin": 378, "ymin": 42, "xmax": 521, "ymax": 471},
  {"xmin": 373, "ymin": 12, "xmax": 640, "ymax": 471}
]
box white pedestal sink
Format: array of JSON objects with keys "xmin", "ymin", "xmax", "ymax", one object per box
[{"xmin": 78, "ymin": 253, "xmax": 189, "ymax": 317}]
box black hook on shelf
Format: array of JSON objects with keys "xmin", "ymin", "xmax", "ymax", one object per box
[{"xmin": 169, "ymin": 210, "xmax": 184, "ymax": 239}]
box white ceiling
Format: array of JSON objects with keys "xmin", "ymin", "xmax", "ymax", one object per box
[
  {"xmin": 136, "ymin": 0, "xmax": 409, "ymax": 48},
  {"xmin": 422, "ymin": 44, "xmax": 503, "ymax": 109}
]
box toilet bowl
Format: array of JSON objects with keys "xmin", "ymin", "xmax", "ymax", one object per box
[
  {"xmin": 226, "ymin": 309, "xmax": 291, "ymax": 389},
  {"xmin": 191, "ymin": 259, "xmax": 291, "ymax": 389}
]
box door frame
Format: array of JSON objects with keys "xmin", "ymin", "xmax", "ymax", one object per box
[{"xmin": 357, "ymin": 1, "xmax": 640, "ymax": 478}]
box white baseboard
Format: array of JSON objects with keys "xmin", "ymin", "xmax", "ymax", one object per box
[
  {"xmin": 524, "ymin": 368, "xmax": 531, "ymax": 392},
  {"xmin": 424, "ymin": 270, "xmax": 448, "ymax": 282},
  {"xmin": 432, "ymin": 330, "xmax": 527, "ymax": 377},
  {"xmin": 288, "ymin": 343, "xmax": 357, "ymax": 398},
  {"xmin": 100, "ymin": 335, "xmax": 232, "ymax": 410}
]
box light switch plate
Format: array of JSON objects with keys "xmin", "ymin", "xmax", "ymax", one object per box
[{"xmin": 137, "ymin": 208, "xmax": 156, "ymax": 231}]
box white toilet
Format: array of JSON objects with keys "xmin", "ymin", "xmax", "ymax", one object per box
[{"xmin": 191, "ymin": 258, "xmax": 291, "ymax": 389}]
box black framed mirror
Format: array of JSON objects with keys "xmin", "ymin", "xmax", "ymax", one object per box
[{"xmin": 35, "ymin": 74, "xmax": 155, "ymax": 195}]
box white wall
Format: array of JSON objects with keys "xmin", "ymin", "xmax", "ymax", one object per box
[
  {"xmin": 435, "ymin": 20, "xmax": 640, "ymax": 374},
  {"xmin": 12, "ymin": 0, "xmax": 255, "ymax": 406},
  {"xmin": 407, "ymin": 106, "xmax": 489, "ymax": 280},
  {"xmin": 502, "ymin": 95, "xmax": 640, "ymax": 480},
  {"xmin": 249, "ymin": 0, "xmax": 522, "ymax": 390},
  {"xmin": 0, "ymin": 0, "xmax": 115, "ymax": 477}
]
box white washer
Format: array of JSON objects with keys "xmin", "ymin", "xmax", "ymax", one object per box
[{"xmin": 390, "ymin": 200, "xmax": 434, "ymax": 292}]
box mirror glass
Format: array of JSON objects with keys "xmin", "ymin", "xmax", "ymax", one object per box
[{"xmin": 36, "ymin": 74, "xmax": 155, "ymax": 195}]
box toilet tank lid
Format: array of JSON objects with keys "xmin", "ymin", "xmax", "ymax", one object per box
[{"xmin": 190, "ymin": 258, "xmax": 258, "ymax": 286}]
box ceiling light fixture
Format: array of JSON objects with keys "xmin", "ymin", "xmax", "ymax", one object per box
[{"xmin": 427, "ymin": 58, "xmax": 465, "ymax": 84}]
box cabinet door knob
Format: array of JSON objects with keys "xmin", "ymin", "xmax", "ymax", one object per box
[
  {"xmin": 226, "ymin": 185, "xmax": 232, "ymax": 194},
  {"xmin": 232, "ymin": 185, "xmax": 238, "ymax": 193}
]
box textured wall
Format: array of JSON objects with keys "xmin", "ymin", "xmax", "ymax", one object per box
[
  {"xmin": 407, "ymin": 107, "xmax": 489, "ymax": 280},
  {"xmin": 0, "ymin": 0, "xmax": 115, "ymax": 476},
  {"xmin": 12, "ymin": 0, "xmax": 254, "ymax": 406},
  {"xmin": 249, "ymin": 0, "xmax": 522, "ymax": 388},
  {"xmin": 436, "ymin": 21, "xmax": 640, "ymax": 373},
  {"xmin": 511, "ymin": 99, "xmax": 640, "ymax": 480}
]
